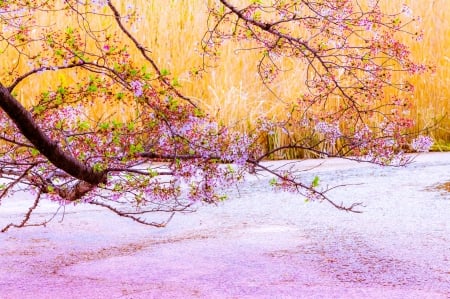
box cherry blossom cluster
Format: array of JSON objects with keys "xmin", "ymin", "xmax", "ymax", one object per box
[
  {"xmin": 411, "ymin": 135, "xmax": 434, "ymax": 152},
  {"xmin": 314, "ymin": 122, "xmax": 342, "ymax": 144}
]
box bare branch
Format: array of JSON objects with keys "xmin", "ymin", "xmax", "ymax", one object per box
[
  {"xmin": 1, "ymin": 191, "xmax": 42, "ymax": 232},
  {"xmin": 7, "ymin": 62, "xmax": 86, "ymax": 92},
  {"xmin": 89, "ymin": 200, "xmax": 176, "ymax": 228},
  {"xmin": 106, "ymin": 0, "xmax": 198, "ymax": 107}
]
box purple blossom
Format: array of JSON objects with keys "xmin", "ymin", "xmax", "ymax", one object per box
[
  {"xmin": 401, "ymin": 4, "xmax": 413, "ymax": 17},
  {"xmin": 411, "ymin": 135, "xmax": 433, "ymax": 152},
  {"xmin": 359, "ymin": 18, "xmax": 373, "ymax": 31},
  {"xmin": 130, "ymin": 80, "xmax": 143, "ymax": 97},
  {"xmin": 90, "ymin": 0, "xmax": 107, "ymax": 9},
  {"xmin": 315, "ymin": 121, "xmax": 342, "ymax": 142}
]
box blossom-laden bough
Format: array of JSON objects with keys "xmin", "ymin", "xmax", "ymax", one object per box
[{"xmin": 0, "ymin": 0, "xmax": 433, "ymax": 232}]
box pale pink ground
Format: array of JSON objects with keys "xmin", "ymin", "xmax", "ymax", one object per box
[{"xmin": 0, "ymin": 153, "xmax": 449, "ymax": 298}]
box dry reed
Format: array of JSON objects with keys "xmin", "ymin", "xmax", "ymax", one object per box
[{"xmin": 3, "ymin": 0, "xmax": 449, "ymax": 152}]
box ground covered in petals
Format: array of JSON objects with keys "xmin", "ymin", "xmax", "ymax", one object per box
[{"xmin": 0, "ymin": 153, "xmax": 449, "ymax": 298}]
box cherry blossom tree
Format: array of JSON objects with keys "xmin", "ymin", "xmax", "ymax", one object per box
[{"xmin": 0, "ymin": 0, "xmax": 432, "ymax": 232}]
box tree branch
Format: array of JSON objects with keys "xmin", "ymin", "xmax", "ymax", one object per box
[
  {"xmin": 89, "ymin": 200, "xmax": 176, "ymax": 227},
  {"xmin": 106, "ymin": 0, "xmax": 197, "ymax": 107},
  {"xmin": 7, "ymin": 62, "xmax": 86, "ymax": 92},
  {"xmin": 0, "ymin": 83, "xmax": 106, "ymax": 185}
]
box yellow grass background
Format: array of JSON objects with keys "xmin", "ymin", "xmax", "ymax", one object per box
[
  {"xmin": 5, "ymin": 0, "xmax": 450, "ymax": 150},
  {"xmin": 140, "ymin": 0, "xmax": 450, "ymax": 147}
]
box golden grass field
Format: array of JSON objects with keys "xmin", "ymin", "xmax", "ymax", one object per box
[{"xmin": 4, "ymin": 0, "xmax": 450, "ymax": 151}]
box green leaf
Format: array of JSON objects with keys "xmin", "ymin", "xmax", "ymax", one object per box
[
  {"xmin": 218, "ymin": 5, "xmax": 225, "ymax": 16},
  {"xmin": 161, "ymin": 68, "xmax": 170, "ymax": 76},
  {"xmin": 34, "ymin": 105, "xmax": 46, "ymax": 114},
  {"xmin": 127, "ymin": 121, "xmax": 135, "ymax": 131},
  {"xmin": 171, "ymin": 77, "xmax": 180, "ymax": 87},
  {"xmin": 362, "ymin": 53, "xmax": 370, "ymax": 62},
  {"xmin": 99, "ymin": 122, "xmax": 110, "ymax": 131},
  {"xmin": 218, "ymin": 195, "xmax": 228, "ymax": 201},
  {"xmin": 65, "ymin": 26, "xmax": 74, "ymax": 35},
  {"xmin": 143, "ymin": 72, "xmax": 152, "ymax": 80},
  {"xmin": 30, "ymin": 148, "xmax": 40, "ymax": 157},
  {"xmin": 55, "ymin": 49, "xmax": 64, "ymax": 57},
  {"xmin": 113, "ymin": 183, "xmax": 123, "ymax": 192},
  {"xmin": 112, "ymin": 120, "xmax": 122, "ymax": 128},
  {"xmin": 78, "ymin": 120, "xmax": 90, "ymax": 131},
  {"xmin": 55, "ymin": 120, "xmax": 64, "ymax": 130},
  {"xmin": 135, "ymin": 193, "xmax": 143, "ymax": 204},
  {"xmin": 194, "ymin": 108, "xmax": 204, "ymax": 117},
  {"xmin": 147, "ymin": 168, "xmax": 159, "ymax": 178},
  {"xmin": 112, "ymin": 133, "xmax": 120, "ymax": 145},
  {"xmin": 87, "ymin": 84, "xmax": 98, "ymax": 92},
  {"xmin": 116, "ymin": 92, "xmax": 124, "ymax": 100},
  {"xmin": 312, "ymin": 175, "xmax": 320, "ymax": 188},
  {"xmin": 46, "ymin": 35, "xmax": 54, "ymax": 47},
  {"xmin": 253, "ymin": 11, "xmax": 261, "ymax": 21},
  {"xmin": 93, "ymin": 162, "xmax": 105, "ymax": 172},
  {"xmin": 130, "ymin": 142, "xmax": 144, "ymax": 155},
  {"xmin": 269, "ymin": 177, "xmax": 277, "ymax": 186},
  {"xmin": 168, "ymin": 96, "xmax": 179, "ymax": 111}
]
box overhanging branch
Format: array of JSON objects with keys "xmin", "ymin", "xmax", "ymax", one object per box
[{"xmin": 0, "ymin": 83, "xmax": 106, "ymax": 185}]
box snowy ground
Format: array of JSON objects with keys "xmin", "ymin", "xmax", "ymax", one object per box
[{"xmin": 0, "ymin": 152, "xmax": 449, "ymax": 298}]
